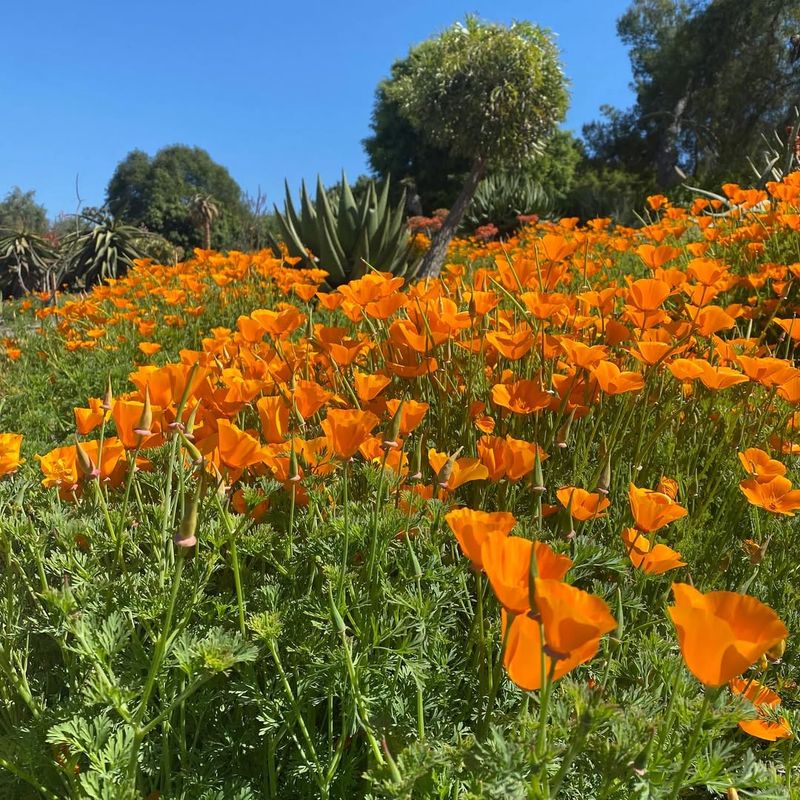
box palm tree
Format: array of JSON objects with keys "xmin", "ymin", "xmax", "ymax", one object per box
[{"xmin": 189, "ymin": 194, "xmax": 219, "ymax": 250}]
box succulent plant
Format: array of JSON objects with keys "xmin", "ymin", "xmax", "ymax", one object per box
[
  {"xmin": 270, "ymin": 174, "xmax": 420, "ymax": 287},
  {"xmin": 61, "ymin": 212, "xmax": 148, "ymax": 289},
  {"xmin": 0, "ymin": 229, "xmax": 58, "ymax": 298},
  {"xmin": 463, "ymin": 172, "xmax": 556, "ymax": 236}
]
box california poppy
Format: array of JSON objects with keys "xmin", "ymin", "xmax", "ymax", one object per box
[
  {"xmin": 628, "ymin": 483, "xmax": 688, "ymax": 532},
  {"xmin": 445, "ymin": 508, "xmax": 516, "ymax": 569},
  {"xmin": 502, "ymin": 578, "xmax": 616, "ymax": 691},
  {"xmin": 321, "ymin": 409, "xmax": 380, "ymax": 460},
  {"xmin": 481, "ymin": 535, "xmax": 572, "ymax": 614},
  {"xmin": 621, "ymin": 528, "xmax": 686, "ymax": 575},
  {"xmin": 0, "ymin": 433, "xmax": 24, "ymax": 476},
  {"xmin": 739, "ymin": 475, "xmax": 800, "ymax": 516},
  {"xmin": 729, "ymin": 678, "xmax": 792, "ymax": 741},
  {"xmin": 668, "ymin": 583, "xmax": 787, "ymax": 687},
  {"xmin": 556, "ymin": 486, "xmax": 610, "ymax": 521}
]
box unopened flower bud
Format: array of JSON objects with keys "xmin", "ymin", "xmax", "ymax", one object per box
[
  {"xmin": 134, "ymin": 387, "xmax": 153, "ymax": 437},
  {"xmin": 74, "ymin": 438, "xmax": 98, "ymax": 479},
  {"xmin": 102, "ymin": 376, "xmax": 114, "ymax": 411},
  {"xmin": 175, "ymin": 488, "xmax": 199, "ymax": 548},
  {"xmin": 556, "ymin": 410, "xmax": 575, "ymax": 449}
]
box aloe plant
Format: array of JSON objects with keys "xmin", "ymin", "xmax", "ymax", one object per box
[
  {"xmin": 270, "ymin": 174, "xmax": 419, "ymax": 286},
  {"xmin": 0, "ymin": 229, "xmax": 58, "ymax": 298},
  {"xmin": 463, "ymin": 172, "xmax": 556, "ymax": 236},
  {"xmin": 61, "ymin": 213, "xmax": 148, "ymax": 289}
]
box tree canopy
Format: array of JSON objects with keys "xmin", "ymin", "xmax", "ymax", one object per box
[
  {"xmin": 0, "ymin": 187, "xmax": 48, "ymax": 234},
  {"xmin": 378, "ymin": 17, "xmax": 569, "ymax": 277},
  {"xmin": 585, "ymin": 0, "xmax": 800, "ymax": 188},
  {"xmin": 106, "ymin": 145, "xmax": 247, "ymax": 250}
]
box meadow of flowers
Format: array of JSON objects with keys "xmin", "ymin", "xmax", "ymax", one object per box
[{"xmin": 1, "ymin": 176, "xmax": 800, "ymax": 798}]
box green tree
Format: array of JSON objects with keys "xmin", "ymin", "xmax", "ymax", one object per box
[
  {"xmin": 0, "ymin": 187, "xmax": 48, "ymax": 234},
  {"xmin": 106, "ymin": 145, "xmax": 247, "ymax": 250},
  {"xmin": 382, "ymin": 17, "xmax": 568, "ymax": 277},
  {"xmin": 586, "ymin": 0, "xmax": 800, "ymax": 188}
]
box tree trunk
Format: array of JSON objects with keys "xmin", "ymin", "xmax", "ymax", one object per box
[
  {"xmin": 656, "ymin": 90, "xmax": 690, "ymax": 189},
  {"xmin": 204, "ymin": 218, "xmax": 211, "ymax": 250},
  {"xmin": 418, "ymin": 157, "xmax": 486, "ymax": 279}
]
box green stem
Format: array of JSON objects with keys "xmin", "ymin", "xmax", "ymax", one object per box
[{"xmin": 667, "ymin": 690, "xmax": 714, "ymax": 800}]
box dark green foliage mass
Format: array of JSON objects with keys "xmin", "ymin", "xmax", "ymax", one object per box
[{"xmin": 106, "ymin": 145, "xmax": 248, "ymax": 251}]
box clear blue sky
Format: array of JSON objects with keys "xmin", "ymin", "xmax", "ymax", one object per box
[{"xmin": 1, "ymin": 0, "xmax": 634, "ymax": 220}]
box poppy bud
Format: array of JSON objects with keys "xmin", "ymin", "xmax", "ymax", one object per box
[
  {"xmin": 288, "ymin": 441, "xmax": 301, "ymax": 483},
  {"xmin": 597, "ymin": 451, "xmax": 611, "ymax": 495},
  {"xmin": 767, "ymin": 639, "xmax": 786, "ymax": 661},
  {"xmin": 74, "ymin": 438, "xmax": 97, "ymax": 479},
  {"xmin": 102, "ymin": 376, "xmax": 113, "ymax": 411},
  {"xmin": 556, "ymin": 410, "xmax": 575, "ymax": 449},
  {"xmin": 726, "ymin": 789, "xmax": 740, "ymax": 800},
  {"xmin": 184, "ymin": 402, "xmax": 199, "ymax": 441},
  {"xmin": 437, "ymin": 447, "xmax": 463, "ymax": 489},
  {"xmin": 175, "ymin": 487, "xmax": 199, "ymax": 548},
  {"xmin": 134, "ymin": 387, "xmax": 153, "ymax": 437},
  {"xmin": 758, "ymin": 654, "xmax": 769, "ymax": 671},
  {"xmin": 384, "ymin": 400, "xmax": 404, "ymax": 450},
  {"xmin": 411, "ymin": 435, "xmax": 424, "ymax": 481},
  {"xmin": 532, "ymin": 448, "xmax": 545, "ymax": 493}
]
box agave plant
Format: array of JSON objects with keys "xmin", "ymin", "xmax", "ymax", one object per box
[
  {"xmin": 0, "ymin": 229, "xmax": 58, "ymax": 298},
  {"xmin": 270, "ymin": 174, "xmax": 419, "ymax": 287},
  {"xmin": 463, "ymin": 172, "xmax": 556, "ymax": 236},
  {"xmin": 61, "ymin": 212, "xmax": 148, "ymax": 289}
]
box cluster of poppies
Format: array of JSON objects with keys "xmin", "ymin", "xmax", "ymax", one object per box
[{"xmin": 3, "ymin": 173, "xmax": 800, "ymax": 746}]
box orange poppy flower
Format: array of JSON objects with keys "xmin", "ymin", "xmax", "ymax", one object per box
[
  {"xmin": 445, "ymin": 508, "xmax": 516, "ymax": 569},
  {"xmin": 0, "ymin": 433, "xmax": 24, "ymax": 476},
  {"xmin": 428, "ymin": 449, "xmax": 489, "ymax": 491},
  {"xmin": 628, "ymin": 483, "xmax": 688, "ymax": 532},
  {"xmin": 138, "ymin": 341, "xmax": 162, "ymax": 356},
  {"xmin": 556, "ymin": 486, "xmax": 610, "ymax": 521},
  {"xmin": 591, "ymin": 360, "xmax": 645, "ymax": 395},
  {"xmin": 627, "ymin": 278, "xmax": 671, "ymax": 311},
  {"xmin": 485, "ymin": 328, "xmax": 535, "ymax": 360},
  {"xmin": 321, "ymin": 409, "xmax": 380, "ymax": 460},
  {"xmin": 739, "ymin": 475, "xmax": 800, "ymax": 515},
  {"xmin": 36, "ymin": 445, "xmax": 79, "ymax": 493},
  {"xmin": 502, "ymin": 578, "xmax": 616, "ymax": 691},
  {"xmin": 729, "ymin": 678, "xmax": 792, "ymax": 741},
  {"xmin": 668, "ymin": 583, "xmax": 787, "ymax": 687},
  {"xmin": 217, "ymin": 419, "xmax": 268, "ymax": 470},
  {"xmin": 738, "ymin": 448, "xmax": 786, "ymax": 482},
  {"xmin": 656, "ymin": 476, "xmax": 679, "ymax": 500},
  {"xmin": 385, "ymin": 399, "xmax": 429, "ymax": 436},
  {"xmin": 291, "ymin": 380, "xmax": 331, "ymax": 419},
  {"xmin": 74, "ymin": 397, "xmax": 111, "ymax": 435},
  {"xmin": 256, "ymin": 396, "xmax": 291, "ymax": 444},
  {"xmin": 621, "ymin": 528, "xmax": 686, "ymax": 575},
  {"xmin": 353, "ymin": 370, "xmax": 391, "ymax": 403},
  {"xmin": 481, "ymin": 535, "xmax": 572, "ymax": 614},
  {"xmin": 491, "ymin": 379, "xmax": 551, "ymax": 415}
]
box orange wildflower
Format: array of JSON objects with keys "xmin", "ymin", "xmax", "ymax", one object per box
[
  {"xmin": 556, "ymin": 486, "xmax": 610, "ymax": 521},
  {"xmin": 491, "ymin": 379, "xmax": 551, "ymax": 415},
  {"xmin": 668, "ymin": 583, "xmax": 787, "ymax": 687},
  {"xmin": 502, "ymin": 578, "xmax": 616, "ymax": 691},
  {"xmin": 591, "ymin": 360, "xmax": 644, "ymax": 395},
  {"xmin": 729, "ymin": 678, "xmax": 792, "ymax": 741},
  {"xmin": 445, "ymin": 508, "xmax": 516, "ymax": 569},
  {"xmin": 737, "ymin": 448, "xmax": 786, "ymax": 482},
  {"xmin": 481, "ymin": 535, "xmax": 572, "ymax": 614},
  {"xmin": 0, "ymin": 433, "xmax": 24, "ymax": 476},
  {"xmin": 427, "ymin": 449, "xmax": 489, "ymax": 491},
  {"xmin": 621, "ymin": 528, "xmax": 685, "ymax": 575},
  {"xmin": 739, "ymin": 475, "xmax": 800, "ymax": 516},
  {"xmin": 628, "ymin": 483, "xmax": 688, "ymax": 532},
  {"xmin": 321, "ymin": 409, "xmax": 380, "ymax": 460}
]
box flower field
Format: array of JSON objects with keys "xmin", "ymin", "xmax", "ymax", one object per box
[{"xmin": 2, "ymin": 177, "xmax": 800, "ymax": 798}]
